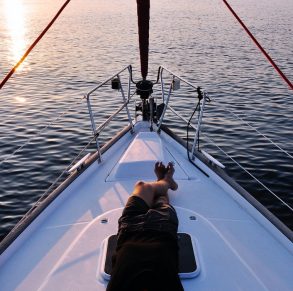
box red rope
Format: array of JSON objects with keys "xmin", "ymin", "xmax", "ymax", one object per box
[
  {"xmin": 137, "ymin": 0, "xmax": 150, "ymax": 80},
  {"xmin": 223, "ymin": 0, "xmax": 292, "ymax": 90},
  {"xmin": 0, "ymin": 0, "xmax": 71, "ymax": 90}
]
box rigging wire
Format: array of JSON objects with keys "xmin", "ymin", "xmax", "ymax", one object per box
[
  {"xmin": 18, "ymin": 134, "xmax": 96, "ymax": 223},
  {"xmin": 202, "ymin": 133, "xmax": 293, "ymax": 212},
  {"xmin": 210, "ymin": 102, "xmax": 293, "ymax": 159},
  {"xmin": 235, "ymin": 113, "xmax": 293, "ymax": 145},
  {"xmin": 0, "ymin": 0, "xmax": 71, "ymax": 89},
  {"xmin": 183, "ymin": 90, "xmax": 291, "ymax": 211},
  {"xmin": 0, "ymin": 96, "xmax": 85, "ymax": 166},
  {"xmin": 0, "ymin": 76, "xmax": 137, "ymax": 166},
  {"xmin": 0, "ymin": 84, "xmax": 136, "ymax": 166},
  {"xmin": 222, "ymin": 0, "xmax": 293, "ymax": 90}
]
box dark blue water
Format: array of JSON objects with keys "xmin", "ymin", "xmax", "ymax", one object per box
[{"xmin": 0, "ymin": 0, "xmax": 292, "ymax": 240}]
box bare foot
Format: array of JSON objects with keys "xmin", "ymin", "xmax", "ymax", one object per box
[
  {"xmin": 154, "ymin": 161, "xmax": 166, "ymax": 181},
  {"xmin": 164, "ymin": 162, "xmax": 178, "ymax": 191}
]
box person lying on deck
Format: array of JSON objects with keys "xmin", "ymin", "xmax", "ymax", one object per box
[{"xmin": 106, "ymin": 162, "xmax": 184, "ymax": 291}]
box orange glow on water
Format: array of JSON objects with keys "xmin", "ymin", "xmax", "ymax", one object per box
[
  {"xmin": 14, "ymin": 96, "xmax": 27, "ymax": 103},
  {"xmin": 4, "ymin": 0, "xmax": 29, "ymax": 71}
]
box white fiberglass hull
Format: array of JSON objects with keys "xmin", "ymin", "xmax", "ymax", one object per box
[{"xmin": 0, "ymin": 122, "xmax": 292, "ymax": 291}]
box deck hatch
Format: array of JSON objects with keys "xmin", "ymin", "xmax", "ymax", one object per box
[{"xmin": 100, "ymin": 232, "xmax": 200, "ymax": 280}]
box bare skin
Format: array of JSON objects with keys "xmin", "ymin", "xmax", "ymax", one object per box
[{"xmin": 132, "ymin": 162, "xmax": 178, "ymax": 208}]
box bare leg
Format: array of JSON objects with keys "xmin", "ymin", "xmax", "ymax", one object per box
[
  {"xmin": 132, "ymin": 181, "xmax": 155, "ymax": 208},
  {"xmin": 131, "ymin": 162, "xmax": 178, "ymax": 208},
  {"xmin": 153, "ymin": 193, "xmax": 169, "ymax": 206}
]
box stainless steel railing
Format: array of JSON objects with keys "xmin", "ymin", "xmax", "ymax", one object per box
[
  {"xmin": 157, "ymin": 66, "xmax": 209, "ymax": 159},
  {"xmin": 86, "ymin": 65, "xmax": 134, "ymax": 162},
  {"xmin": 85, "ymin": 65, "xmax": 208, "ymax": 163}
]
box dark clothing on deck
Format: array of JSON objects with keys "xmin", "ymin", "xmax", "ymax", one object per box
[{"xmin": 106, "ymin": 196, "xmax": 184, "ymax": 291}]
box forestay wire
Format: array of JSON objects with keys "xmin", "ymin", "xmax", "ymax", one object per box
[
  {"xmin": 0, "ymin": 0, "xmax": 71, "ymax": 89},
  {"xmin": 222, "ymin": 0, "xmax": 293, "ymax": 90}
]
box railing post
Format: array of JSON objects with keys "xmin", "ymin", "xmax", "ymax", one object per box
[
  {"xmin": 86, "ymin": 94, "xmax": 102, "ymax": 163},
  {"xmin": 149, "ymin": 96, "xmax": 154, "ymax": 131},
  {"xmin": 118, "ymin": 74, "xmax": 133, "ymax": 132},
  {"xmin": 160, "ymin": 67, "xmax": 165, "ymax": 103},
  {"xmin": 157, "ymin": 79, "xmax": 173, "ymax": 132},
  {"xmin": 190, "ymin": 93, "xmax": 207, "ymax": 159}
]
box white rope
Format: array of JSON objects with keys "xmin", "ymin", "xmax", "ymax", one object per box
[
  {"xmin": 202, "ymin": 133, "xmax": 293, "ymax": 212},
  {"xmin": 209, "ymin": 103, "xmax": 293, "ymax": 159},
  {"xmin": 0, "ymin": 96, "xmax": 85, "ymax": 166}
]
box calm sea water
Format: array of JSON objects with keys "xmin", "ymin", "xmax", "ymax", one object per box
[{"xmin": 0, "ymin": 0, "xmax": 292, "ymax": 240}]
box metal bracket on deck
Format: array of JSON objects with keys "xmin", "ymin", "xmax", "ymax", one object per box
[
  {"xmin": 201, "ymin": 150, "xmax": 225, "ymax": 169},
  {"xmin": 67, "ymin": 153, "xmax": 91, "ymax": 174}
]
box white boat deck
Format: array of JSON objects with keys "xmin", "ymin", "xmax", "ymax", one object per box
[{"xmin": 0, "ymin": 122, "xmax": 292, "ymax": 291}]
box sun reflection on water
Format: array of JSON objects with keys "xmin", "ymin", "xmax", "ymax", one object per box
[
  {"xmin": 4, "ymin": 0, "xmax": 29, "ymax": 71},
  {"xmin": 14, "ymin": 96, "xmax": 27, "ymax": 103}
]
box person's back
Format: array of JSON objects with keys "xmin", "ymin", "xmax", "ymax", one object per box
[{"xmin": 106, "ymin": 162, "xmax": 184, "ymax": 291}]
